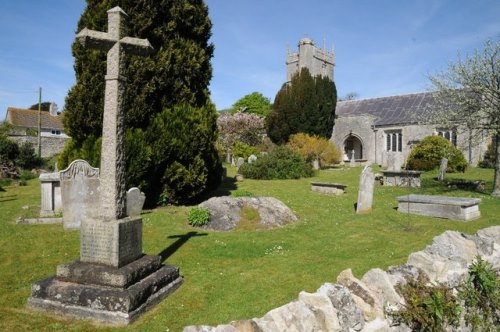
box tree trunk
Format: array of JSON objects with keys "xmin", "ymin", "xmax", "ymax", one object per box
[{"xmin": 492, "ymin": 134, "xmax": 500, "ymax": 196}]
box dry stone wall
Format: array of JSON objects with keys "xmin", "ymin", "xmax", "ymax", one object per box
[{"xmin": 184, "ymin": 226, "xmax": 500, "ymax": 332}]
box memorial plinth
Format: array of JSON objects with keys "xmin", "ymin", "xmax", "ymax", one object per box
[
  {"xmin": 27, "ymin": 6, "xmax": 181, "ymax": 325},
  {"xmin": 382, "ymin": 170, "xmax": 422, "ymax": 187}
]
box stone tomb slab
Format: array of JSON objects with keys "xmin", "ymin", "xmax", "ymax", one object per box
[
  {"xmin": 80, "ymin": 216, "xmax": 142, "ymax": 268},
  {"xmin": 311, "ymin": 182, "xmax": 347, "ymax": 196},
  {"xmin": 397, "ymin": 194, "xmax": 481, "ymax": 221}
]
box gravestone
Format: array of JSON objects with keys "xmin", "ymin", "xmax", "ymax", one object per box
[
  {"xmin": 237, "ymin": 157, "xmax": 245, "ymax": 171},
  {"xmin": 248, "ymin": 154, "xmax": 257, "ymax": 164},
  {"xmin": 39, "ymin": 172, "xmax": 62, "ymax": 217},
  {"xmin": 356, "ymin": 165, "xmax": 375, "ymax": 214},
  {"xmin": 126, "ymin": 187, "xmax": 145, "ymax": 217},
  {"xmin": 60, "ymin": 159, "xmax": 100, "ymax": 229},
  {"xmin": 438, "ymin": 158, "xmax": 448, "ymax": 181},
  {"xmin": 28, "ymin": 7, "xmax": 182, "ymax": 325},
  {"xmin": 350, "ymin": 150, "xmax": 356, "ymax": 167}
]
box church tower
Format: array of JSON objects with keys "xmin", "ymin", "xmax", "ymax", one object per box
[{"xmin": 286, "ymin": 38, "xmax": 335, "ymax": 83}]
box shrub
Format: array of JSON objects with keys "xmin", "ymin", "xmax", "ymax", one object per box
[
  {"xmin": 391, "ymin": 273, "xmax": 461, "ymax": 331},
  {"xmin": 0, "ymin": 136, "xmax": 19, "ymax": 163},
  {"xmin": 458, "ymin": 257, "xmax": 500, "ymax": 331},
  {"xmin": 287, "ymin": 133, "xmax": 341, "ymax": 166},
  {"xmin": 16, "ymin": 141, "xmax": 42, "ymax": 170},
  {"xmin": 239, "ymin": 146, "xmax": 314, "ymax": 180},
  {"xmin": 232, "ymin": 141, "xmax": 259, "ymax": 161},
  {"xmin": 479, "ymin": 141, "xmax": 496, "ymax": 169},
  {"xmin": 406, "ymin": 135, "xmax": 467, "ymax": 172},
  {"xmin": 188, "ymin": 207, "xmax": 211, "ymax": 227}
]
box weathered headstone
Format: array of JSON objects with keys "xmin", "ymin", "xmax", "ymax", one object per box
[
  {"xmin": 28, "ymin": 7, "xmax": 182, "ymax": 325},
  {"xmin": 356, "ymin": 165, "xmax": 375, "ymax": 214},
  {"xmin": 39, "ymin": 172, "xmax": 62, "ymax": 217},
  {"xmin": 248, "ymin": 154, "xmax": 257, "ymax": 164},
  {"xmin": 237, "ymin": 157, "xmax": 245, "ymax": 171},
  {"xmin": 59, "ymin": 160, "xmax": 100, "ymax": 229},
  {"xmin": 438, "ymin": 158, "xmax": 448, "ymax": 181},
  {"xmin": 126, "ymin": 187, "xmax": 145, "ymax": 217},
  {"xmin": 312, "ymin": 158, "xmax": 320, "ymax": 170},
  {"xmin": 350, "ymin": 150, "xmax": 356, "ymax": 167}
]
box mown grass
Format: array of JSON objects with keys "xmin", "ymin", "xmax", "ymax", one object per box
[{"xmin": 0, "ymin": 166, "xmax": 498, "ymax": 331}]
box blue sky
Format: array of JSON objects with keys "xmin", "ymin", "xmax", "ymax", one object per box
[{"xmin": 1, "ymin": 1, "xmax": 499, "ymax": 119}]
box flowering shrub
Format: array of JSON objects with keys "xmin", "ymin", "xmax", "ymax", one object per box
[{"xmin": 217, "ymin": 112, "xmax": 265, "ymax": 154}]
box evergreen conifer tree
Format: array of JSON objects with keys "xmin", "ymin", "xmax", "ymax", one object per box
[
  {"xmin": 61, "ymin": 0, "xmax": 221, "ymax": 205},
  {"xmin": 267, "ymin": 68, "xmax": 337, "ymax": 144}
]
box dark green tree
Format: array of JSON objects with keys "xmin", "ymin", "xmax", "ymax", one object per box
[
  {"xmin": 230, "ymin": 92, "xmax": 272, "ymax": 117},
  {"xmin": 267, "ymin": 68, "xmax": 337, "ymax": 144},
  {"xmin": 29, "ymin": 102, "xmax": 52, "ymax": 112},
  {"xmin": 61, "ymin": 0, "xmax": 221, "ymax": 205}
]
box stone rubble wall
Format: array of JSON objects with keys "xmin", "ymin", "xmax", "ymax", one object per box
[
  {"xmin": 184, "ymin": 226, "xmax": 500, "ymax": 332},
  {"xmin": 9, "ymin": 135, "xmax": 69, "ymax": 158}
]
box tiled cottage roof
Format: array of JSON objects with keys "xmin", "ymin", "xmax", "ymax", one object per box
[
  {"xmin": 5, "ymin": 107, "xmax": 64, "ymax": 130},
  {"xmin": 336, "ymin": 92, "xmax": 436, "ymax": 126}
]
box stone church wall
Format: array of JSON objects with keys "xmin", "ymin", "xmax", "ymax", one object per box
[{"xmin": 333, "ymin": 121, "xmax": 487, "ymax": 169}]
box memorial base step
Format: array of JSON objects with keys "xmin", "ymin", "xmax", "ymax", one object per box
[{"xmin": 27, "ymin": 255, "xmax": 182, "ymax": 325}]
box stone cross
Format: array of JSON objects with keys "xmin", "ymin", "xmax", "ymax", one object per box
[{"xmin": 76, "ymin": 7, "xmax": 153, "ymax": 221}]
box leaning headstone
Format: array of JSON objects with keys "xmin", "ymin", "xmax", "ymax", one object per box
[
  {"xmin": 39, "ymin": 172, "xmax": 62, "ymax": 217},
  {"xmin": 126, "ymin": 187, "xmax": 146, "ymax": 217},
  {"xmin": 438, "ymin": 158, "xmax": 448, "ymax": 181},
  {"xmin": 28, "ymin": 7, "xmax": 182, "ymax": 325},
  {"xmin": 248, "ymin": 154, "xmax": 257, "ymax": 164},
  {"xmin": 60, "ymin": 160, "xmax": 100, "ymax": 229},
  {"xmin": 356, "ymin": 165, "xmax": 375, "ymax": 214}
]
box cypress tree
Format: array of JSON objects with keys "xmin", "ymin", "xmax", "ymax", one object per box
[
  {"xmin": 267, "ymin": 68, "xmax": 337, "ymax": 144},
  {"xmin": 62, "ymin": 0, "xmax": 221, "ymax": 205}
]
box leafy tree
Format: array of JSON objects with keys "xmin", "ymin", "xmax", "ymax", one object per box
[
  {"xmin": 216, "ymin": 111, "xmax": 265, "ymax": 157},
  {"xmin": 61, "ymin": 0, "xmax": 221, "ymax": 205},
  {"xmin": 230, "ymin": 92, "xmax": 271, "ymax": 117},
  {"xmin": 426, "ymin": 38, "xmax": 500, "ymax": 195},
  {"xmin": 29, "ymin": 102, "xmax": 53, "ymax": 112},
  {"xmin": 287, "ymin": 133, "xmax": 341, "ymax": 168},
  {"xmin": 339, "ymin": 92, "xmax": 359, "ymax": 101},
  {"xmin": 267, "ymin": 68, "xmax": 337, "ymax": 144},
  {"xmin": 406, "ymin": 135, "xmax": 467, "ymax": 172}
]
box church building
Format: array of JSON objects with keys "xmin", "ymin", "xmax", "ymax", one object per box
[{"xmin": 286, "ymin": 38, "xmax": 488, "ymax": 169}]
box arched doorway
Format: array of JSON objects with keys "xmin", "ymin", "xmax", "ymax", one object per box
[{"xmin": 344, "ymin": 135, "xmax": 363, "ymax": 160}]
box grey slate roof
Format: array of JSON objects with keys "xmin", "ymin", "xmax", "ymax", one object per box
[{"xmin": 336, "ymin": 92, "xmax": 436, "ymax": 126}]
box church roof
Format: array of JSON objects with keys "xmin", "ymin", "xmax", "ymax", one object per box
[
  {"xmin": 336, "ymin": 92, "xmax": 436, "ymax": 126},
  {"xmin": 5, "ymin": 107, "xmax": 64, "ymax": 130}
]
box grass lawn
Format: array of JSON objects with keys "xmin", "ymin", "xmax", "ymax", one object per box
[{"xmin": 0, "ymin": 165, "xmax": 498, "ymax": 331}]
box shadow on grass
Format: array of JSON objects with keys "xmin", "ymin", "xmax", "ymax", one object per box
[
  {"xmin": 158, "ymin": 231, "xmax": 208, "ymax": 262},
  {"xmin": 191, "ymin": 176, "xmax": 238, "ymax": 205}
]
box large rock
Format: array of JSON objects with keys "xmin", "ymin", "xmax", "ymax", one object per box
[
  {"xmin": 361, "ymin": 268, "xmax": 403, "ymax": 306},
  {"xmin": 475, "ymin": 226, "xmax": 500, "ymax": 272},
  {"xmin": 298, "ymin": 291, "xmax": 342, "ymax": 331},
  {"xmin": 407, "ymin": 231, "xmax": 478, "ymax": 286},
  {"xmin": 336, "ymin": 269, "xmax": 384, "ymax": 321},
  {"xmin": 253, "ymin": 300, "xmax": 326, "ymax": 332},
  {"xmin": 198, "ymin": 197, "xmax": 298, "ymax": 231},
  {"xmin": 317, "ymin": 283, "xmax": 364, "ymax": 331}
]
